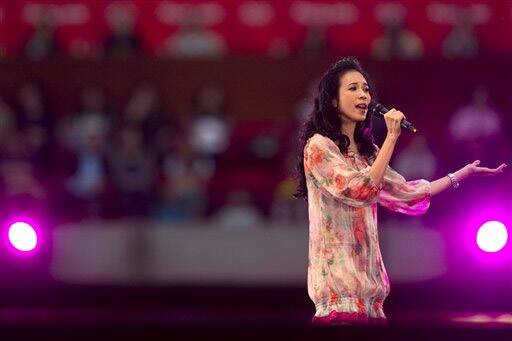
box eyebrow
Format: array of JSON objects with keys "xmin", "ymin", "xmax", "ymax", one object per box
[{"xmin": 347, "ymin": 82, "xmax": 369, "ymax": 87}]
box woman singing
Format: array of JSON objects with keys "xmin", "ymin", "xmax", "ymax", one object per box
[{"xmin": 295, "ymin": 57, "xmax": 507, "ymax": 325}]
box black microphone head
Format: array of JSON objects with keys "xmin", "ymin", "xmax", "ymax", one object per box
[{"xmin": 368, "ymin": 102, "xmax": 389, "ymax": 116}]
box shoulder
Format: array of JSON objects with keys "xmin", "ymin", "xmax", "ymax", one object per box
[
  {"xmin": 306, "ymin": 133, "xmax": 336, "ymax": 150},
  {"xmin": 305, "ymin": 133, "xmax": 344, "ymax": 159}
]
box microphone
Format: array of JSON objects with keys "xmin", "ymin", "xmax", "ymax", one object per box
[{"xmin": 368, "ymin": 102, "xmax": 417, "ymax": 133}]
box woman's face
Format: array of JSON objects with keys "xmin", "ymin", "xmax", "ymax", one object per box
[{"xmin": 336, "ymin": 70, "xmax": 371, "ymax": 124}]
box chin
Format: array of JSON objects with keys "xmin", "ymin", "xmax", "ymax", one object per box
[
  {"xmin": 342, "ymin": 112, "xmax": 366, "ymax": 123},
  {"xmin": 352, "ymin": 110, "xmax": 366, "ymax": 120}
]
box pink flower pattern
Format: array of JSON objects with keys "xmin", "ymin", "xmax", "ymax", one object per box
[{"xmin": 304, "ymin": 134, "xmax": 431, "ymax": 324}]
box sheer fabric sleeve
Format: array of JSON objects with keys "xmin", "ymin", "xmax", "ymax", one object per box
[
  {"xmin": 371, "ymin": 145, "xmax": 431, "ymax": 215},
  {"xmin": 304, "ymin": 134, "xmax": 381, "ymax": 207}
]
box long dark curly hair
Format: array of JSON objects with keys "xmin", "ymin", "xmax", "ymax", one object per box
[{"xmin": 294, "ymin": 57, "xmax": 377, "ymax": 200}]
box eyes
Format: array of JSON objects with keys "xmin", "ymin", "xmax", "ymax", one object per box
[{"xmin": 348, "ymin": 85, "xmax": 370, "ymax": 93}]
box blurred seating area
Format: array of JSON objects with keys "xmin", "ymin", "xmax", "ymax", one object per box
[
  {"xmin": 0, "ymin": 0, "xmax": 510, "ymax": 228},
  {"xmin": 0, "ymin": 1, "xmax": 511, "ymax": 60},
  {"xmin": 0, "ymin": 57, "xmax": 510, "ymax": 227},
  {"xmin": 0, "ymin": 58, "xmax": 311, "ymax": 226}
]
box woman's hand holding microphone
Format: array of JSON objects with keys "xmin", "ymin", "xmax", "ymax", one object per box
[
  {"xmin": 369, "ymin": 108, "xmax": 406, "ymax": 186},
  {"xmin": 383, "ymin": 108, "xmax": 406, "ymax": 140}
]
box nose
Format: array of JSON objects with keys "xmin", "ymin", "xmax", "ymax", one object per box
[{"xmin": 358, "ymin": 90, "xmax": 368, "ymax": 100}]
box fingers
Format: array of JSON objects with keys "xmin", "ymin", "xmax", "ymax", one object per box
[
  {"xmin": 475, "ymin": 163, "xmax": 507, "ymax": 175},
  {"xmin": 385, "ymin": 108, "xmax": 406, "ymax": 121},
  {"xmin": 483, "ymin": 163, "xmax": 507, "ymax": 171},
  {"xmin": 496, "ymin": 163, "xmax": 508, "ymax": 172},
  {"xmin": 384, "ymin": 108, "xmax": 406, "ymax": 137}
]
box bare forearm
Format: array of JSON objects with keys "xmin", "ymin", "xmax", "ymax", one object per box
[
  {"xmin": 369, "ymin": 135, "xmax": 397, "ymax": 186},
  {"xmin": 430, "ymin": 176, "xmax": 451, "ymax": 196},
  {"xmin": 430, "ymin": 168, "xmax": 467, "ymax": 196}
]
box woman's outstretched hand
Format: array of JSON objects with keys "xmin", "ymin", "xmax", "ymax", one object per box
[
  {"xmin": 457, "ymin": 160, "xmax": 507, "ymax": 181},
  {"xmin": 431, "ymin": 160, "xmax": 507, "ymax": 196}
]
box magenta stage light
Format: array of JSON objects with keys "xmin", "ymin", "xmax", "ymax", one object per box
[
  {"xmin": 476, "ymin": 221, "xmax": 508, "ymax": 253},
  {"xmin": 7, "ymin": 222, "xmax": 38, "ymax": 252}
]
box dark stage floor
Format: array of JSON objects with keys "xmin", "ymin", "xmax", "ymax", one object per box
[{"xmin": 0, "ymin": 307, "xmax": 511, "ymax": 340}]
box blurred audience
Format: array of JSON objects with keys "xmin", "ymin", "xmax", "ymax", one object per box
[
  {"xmin": 0, "ymin": 130, "xmax": 46, "ymax": 217},
  {"xmin": 109, "ymin": 125, "xmax": 156, "ymax": 216},
  {"xmin": 214, "ymin": 190, "xmax": 264, "ymax": 229},
  {"xmin": 294, "ymin": 79, "xmax": 318, "ymax": 126},
  {"xmin": 16, "ymin": 80, "xmax": 55, "ymax": 177},
  {"xmin": 123, "ymin": 82, "xmax": 179, "ymax": 152},
  {"xmin": 153, "ymin": 142, "xmax": 209, "ymax": 223},
  {"xmin": 16, "ymin": 80, "xmax": 54, "ymax": 131},
  {"xmin": 449, "ymin": 86, "xmax": 504, "ymax": 168},
  {"xmin": 64, "ymin": 125, "xmax": 109, "ymax": 219},
  {"xmin": 188, "ymin": 83, "xmax": 231, "ymax": 160},
  {"xmin": 299, "ymin": 25, "xmax": 328, "ymax": 57},
  {"xmin": 55, "ymin": 85, "xmax": 112, "ymax": 219},
  {"xmin": 393, "ymin": 136, "xmax": 437, "ymax": 180},
  {"xmin": 2, "ymin": 7, "xmax": 509, "ymax": 228},
  {"xmin": 24, "ymin": 17, "xmax": 59, "ymax": 61},
  {"xmin": 163, "ymin": 12, "xmax": 226, "ymax": 58},
  {"xmin": 442, "ymin": 12, "xmax": 479, "ymax": 59},
  {"xmin": 104, "ymin": 3, "xmax": 141, "ymax": 58},
  {"xmin": 0, "ymin": 2, "xmax": 503, "ymax": 60},
  {"xmin": 267, "ymin": 36, "xmax": 291, "ymax": 59},
  {"xmin": 270, "ymin": 155, "xmax": 307, "ymax": 225},
  {"xmin": 372, "ymin": 16, "xmax": 424, "ymax": 60},
  {"xmin": 449, "ymin": 87, "xmax": 502, "ymax": 147},
  {"xmin": 0, "ymin": 99, "xmax": 17, "ymax": 146},
  {"xmin": 67, "ymin": 85, "xmax": 111, "ymax": 151}
]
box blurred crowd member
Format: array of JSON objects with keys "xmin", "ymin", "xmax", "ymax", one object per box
[
  {"xmin": 189, "ymin": 83, "xmax": 230, "ymax": 160},
  {"xmin": 299, "ymin": 25, "xmax": 328, "ymax": 57},
  {"xmin": 123, "ymin": 82, "xmax": 179, "ymax": 151},
  {"xmin": 109, "ymin": 125, "xmax": 155, "ymax": 216},
  {"xmin": 0, "ymin": 130, "xmax": 46, "ymax": 218},
  {"xmin": 16, "ymin": 80, "xmax": 55, "ymax": 178},
  {"xmin": 449, "ymin": 86, "xmax": 503, "ymax": 165},
  {"xmin": 0, "ymin": 44, "xmax": 6, "ymax": 59},
  {"xmin": 59, "ymin": 85, "xmax": 111, "ymax": 152},
  {"xmin": 270, "ymin": 155, "xmax": 307, "ymax": 225},
  {"xmin": 64, "ymin": 124, "xmax": 109, "ymax": 219},
  {"xmin": 163, "ymin": 12, "xmax": 226, "ymax": 58},
  {"xmin": 153, "ymin": 142, "xmax": 210, "ymax": 223},
  {"xmin": 24, "ymin": 17, "xmax": 59, "ymax": 61},
  {"xmin": 372, "ymin": 16, "xmax": 423, "ymax": 61},
  {"xmin": 285, "ymin": 79, "xmax": 319, "ymax": 158},
  {"xmin": 393, "ymin": 136, "xmax": 437, "ymax": 180},
  {"xmin": 214, "ymin": 189, "xmax": 263, "ymax": 228},
  {"xmin": 104, "ymin": 3, "xmax": 141, "ymax": 58},
  {"xmin": 295, "ymin": 79, "xmax": 319, "ymax": 126},
  {"xmin": 248, "ymin": 127, "xmax": 280, "ymax": 161},
  {"xmin": 16, "ymin": 80, "xmax": 54, "ymax": 131},
  {"xmin": 442, "ymin": 12, "xmax": 479, "ymax": 59},
  {"xmin": 56, "ymin": 85, "xmax": 112, "ymax": 219},
  {"xmin": 450, "ymin": 86, "xmax": 501, "ymax": 143},
  {"xmin": 0, "ymin": 98, "xmax": 16, "ymax": 145},
  {"xmin": 267, "ymin": 37, "xmax": 291, "ymax": 59}
]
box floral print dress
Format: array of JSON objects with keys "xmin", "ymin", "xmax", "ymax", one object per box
[{"xmin": 304, "ymin": 133, "xmax": 431, "ymax": 324}]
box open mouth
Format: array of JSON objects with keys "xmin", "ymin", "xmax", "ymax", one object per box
[{"xmin": 355, "ymin": 103, "xmax": 367, "ymax": 113}]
